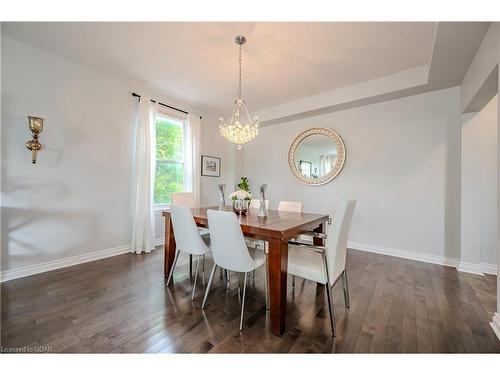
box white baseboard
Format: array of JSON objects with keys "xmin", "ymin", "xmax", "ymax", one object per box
[
  {"xmin": 1, "ymin": 237, "xmax": 166, "ymax": 282},
  {"xmin": 457, "ymin": 261, "xmax": 485, "ymax": 275},
  {"xmin": 491, "ymin": 313, "xmax": 500, "ymax": 342},
  {"xmin": 456, "ymin": 261, "xmax": 498, "ymax": 275},
  {"xmin": 348, "ymin": 241, "xmax": 498, "ymax": 275},
  {"xmin": 2, "ymin": 237, "xmax": 496, "ymax": 282},
  {"xmin": 348, "ymin": 241, "xmax": 459, "ymax": 268},
  {"xmin": 481, "ymin": 262, "xmax": 498, "ymax": 275}
]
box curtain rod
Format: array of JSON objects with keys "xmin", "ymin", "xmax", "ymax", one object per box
[{"xmin": 132, "ymin": 92, "xmax": 202, "ymax": 119}]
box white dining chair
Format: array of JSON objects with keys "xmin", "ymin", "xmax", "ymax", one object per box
[
  {"xmin": 277, "ymin": 201, "xmax": 310, "ymax": 244},
  {"xmin": 249, "ymin": 199, "xmax": 303, "ymax": 287},
  {"xmin": 171, "ymin": 192, "xmax": 209, "ymax": 235},
  {"xmin": 202, "ymin": 209, "xmax": 268, "ymax": 330},
  {"xmin": 249, "ymin": 199, "xmax": 269, "ymax": 210},
  {"xmin": 246, "ymin": 199, "xmax": 270, "ymax": 250},
  {"xmin": 171, "ymin": 192, "xmax": 209, "ymax": 276},
  {"xmin": 249, "ymin": 200, "xmax": 304, "ymax": 252},
  {"xmin": 287, "ymin": 199, "xmax": 356, "ymax": 336},
  {"xmin": 166, "ymin": 205, "xmax": 211, "ymax": 301},
  {"xmin": 277, "ymin": 200, "xmax": 303, "ymax": 213},
  {"xmin": 171, "ymin": 192, "xmax": 196, "ymax": 208}
]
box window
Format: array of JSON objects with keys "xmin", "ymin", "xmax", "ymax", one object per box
[
  {"xmin": 299, "ymin": 160, "xmax": 312, "ymax": 178},
  {"xmin": 154, "ymin": 115, "xmax": 185, "ymax": 206}
]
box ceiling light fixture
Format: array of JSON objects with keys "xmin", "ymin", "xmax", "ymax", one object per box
[{"xmin": 219, "ymin": 35, "xmax": 258, "ymax": 150}]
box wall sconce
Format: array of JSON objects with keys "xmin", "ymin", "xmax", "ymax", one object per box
[{"xmin": 26, "ymin": 116, "xmax": 44, "ymax": 164}]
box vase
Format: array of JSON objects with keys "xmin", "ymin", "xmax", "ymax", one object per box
[
  {"xmin": 258, "ymin": 184, "xmax": 268, "ymax": 218},
  {"xmin": 218, "ymin": 184, "xmax": 226, "ymax": 210},
  {"xmin": 232, "ymin": 199, "xmax": 249, "ymax": 215}
]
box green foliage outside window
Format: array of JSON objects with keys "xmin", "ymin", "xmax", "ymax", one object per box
[{"xmin": 154, "ymin": 117, "xmax": 184, "ymax": 205}]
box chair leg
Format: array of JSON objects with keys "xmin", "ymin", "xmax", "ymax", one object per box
[
  {"xmin": 166, "ymin": 250, "xmax": 180, "ymax": 286},
  {"xmin": 322, "ymin": 253, "xmax": 336, "ymax": 336},
  {"xmin": 342, "ymin": 269, "xmax": 350, "ymax": 308},
  {"xmin": 189, "ymin": 254, "xmax": 193, "ymax": 277},
  {"xmin": 191, "ymin": 255, "xmax": 201, "ymax": 301},
  {"xmin": 325, "ymin": 282, "xmax": 336, "ymax": 336},
  {"xmin": 238, "ymin": 273, "xmax": 242, "ymax": 300},
  {"xmin": 292, "ymin": 275, "xmax": 296, "ymax": 289},
  {"xmin": 202, "ymin": 264, "xmax": 217, "ymax": 309},
  {"xmin": 240, "ymin": 272, "xmax": 248, "ymax": 331},
  {"xmin": 265, "ymin": 256, "xmax": 269, "ymax": 310},
  {"xmin": 202, "ymin": 254, "xmax": 206, "ymax": 285}
]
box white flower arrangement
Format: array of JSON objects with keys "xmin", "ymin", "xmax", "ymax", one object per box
[{"xmin": 229, "ymin": 189, "xmax": 252, "ymax": 201}]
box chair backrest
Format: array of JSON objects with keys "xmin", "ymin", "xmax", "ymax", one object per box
[
  {"xmin": 250, "ymin": 199, "xmax": 269, "ymax": 210},
  {"xmin": 207, "ymin": 209, "xmax": 257, "ymax": 272},
  {"xmin": 278, "ymin": 200, "xmax": 303, "ymax": 213},
  {"xmin": 325, "ymin": 200, "xmax": 356, "ymax": 285},
  {"xmin": 171, "ymin": 192, "xmax": 196, "ymax": 209},
  {"xmin": 170, "ymin": 205, "xmax": 209, "ymax": 255}
]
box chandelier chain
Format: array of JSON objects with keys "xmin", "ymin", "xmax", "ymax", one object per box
[{"xmin": 238, "ymin": 43, "xmax": 242, "ymax": 99}]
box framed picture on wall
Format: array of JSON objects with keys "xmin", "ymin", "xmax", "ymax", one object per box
[{"xmin": 201, "ymin": 155, "xmax": 221, "ymax": 177}]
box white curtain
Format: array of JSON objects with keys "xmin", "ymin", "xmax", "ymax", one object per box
[
  {"xmin": 185, "ymin": 114, "xmax": 201, "ymax": 207},
  {"xmin": 131, "ymin": 97, "xmax": 157, "ymax": 254},
  {"xmin": 319, "ymin": 154, "xmax": 333, "ymax": 176}
]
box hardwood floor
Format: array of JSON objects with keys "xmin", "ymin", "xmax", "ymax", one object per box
[{"xmin": 1, "ymin": 248, "xmax": 499, "ymax": 353}]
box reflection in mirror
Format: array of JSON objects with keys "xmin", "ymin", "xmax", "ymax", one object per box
[{"xmin": 294, "ymin": 134, "xmax": 338, "ymax": 179}]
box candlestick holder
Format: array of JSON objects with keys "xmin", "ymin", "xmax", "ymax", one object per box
[{"xmin": 26, "ymin": 116, "xmax": 44, "ymax": 164}]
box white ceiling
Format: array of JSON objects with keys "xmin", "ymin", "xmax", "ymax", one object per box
[{"xmin": 2, "ymin": 22, "xmax": 440, "ymax": 113}]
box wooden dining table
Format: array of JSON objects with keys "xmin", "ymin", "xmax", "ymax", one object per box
[{"xmin": 162, "ymin": 205, "xmax": 329, "ymax": 336}]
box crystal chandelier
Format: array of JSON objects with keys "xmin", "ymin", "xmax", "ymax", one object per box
[{"xmin": 219, "ymin": 35, "xmax": 258, "ymax": 150}]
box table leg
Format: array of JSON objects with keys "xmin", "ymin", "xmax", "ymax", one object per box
[
  {"xmin": 268, "ymin": 237, "xmax": 288, "ymax": 336},
  {"xmin": 164, "ymin": 212, "xmax": 176, "ymax": 279}
]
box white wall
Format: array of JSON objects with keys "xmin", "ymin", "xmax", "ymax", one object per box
[
  {"xmin": 461, "ymin": 112, "xmax": 482, "ymax": 270},
  {"xmin": 459, "ymin": 22, "xmax": 499, "ymax": 339},
  {"xmin": 199, "ymin": 113, "xmax": 237, "ymax": 206},
  {"xmin": 241, "ymin": 87, "xmax": 461, "ymax": 263},
  {"xmin": 497, "ymin": 38, "xmax": 500, "ymax": 328},
  {"xmin": 480, "ymin": 97, "xmax": 499, "ymax": 267},
  {"xmin": 461, "ymin": 95, "xmax": 498, "ymax": 273},
  {"xmin": 0, "ymin": 35, "xmax": 233, "ymax": 278}
]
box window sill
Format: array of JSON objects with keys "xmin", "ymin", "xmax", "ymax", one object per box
[{"xmin": 154, "ymin": 205, "xmax": 170, "ymax": 215}]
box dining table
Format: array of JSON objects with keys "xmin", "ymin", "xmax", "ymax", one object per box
[{"xmin": 162, "ymin": 205, "xmax": 329, "ymax": 336}]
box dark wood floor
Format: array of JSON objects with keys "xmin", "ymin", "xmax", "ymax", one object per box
[{"xmin": 1, "ymin": 248, "xmax": 499, "ymax": 353}]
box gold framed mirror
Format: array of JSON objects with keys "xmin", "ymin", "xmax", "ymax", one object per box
[{"xmin": 288, "ymin": 127, "xmax": 346, "ymax": 185}]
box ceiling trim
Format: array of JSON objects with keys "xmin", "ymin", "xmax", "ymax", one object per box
[
  {"xmin": 256, "ymin": 65, "xmax": 430, "ymax": 125},
  {"xmin": 255, "ymin": 22, "xmax": 490, "ymax": 126},
  {"xmin": 461, "ymin": 23, "xmax": 499, "ymax": 113}
]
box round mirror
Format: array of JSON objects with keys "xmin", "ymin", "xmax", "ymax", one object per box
[{"xmin": 288, "ymin": 128, "xmax": 346, "ymax": 185}]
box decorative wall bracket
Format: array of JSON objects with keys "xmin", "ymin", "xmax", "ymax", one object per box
[{"xmin": 26, "ymin": 116, "xmax": 44, "ymax": 164}]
